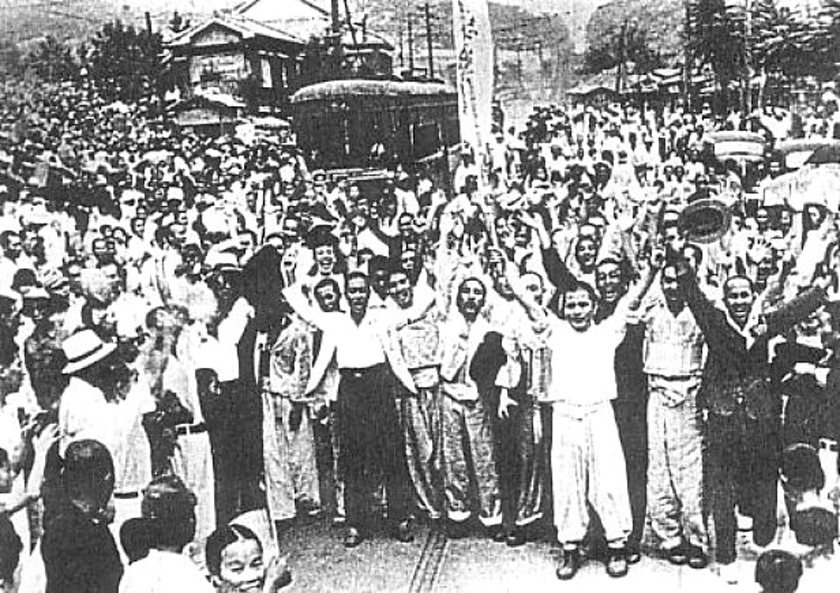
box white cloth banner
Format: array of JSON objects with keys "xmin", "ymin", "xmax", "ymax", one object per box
[{"xmin": 452, "ymin": 0, "xmax": 493, "ymax": 166}]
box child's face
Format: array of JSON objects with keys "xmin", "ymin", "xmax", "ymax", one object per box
[{"xmin": 216, "ymin": 539, "xmax": 265, "ymax": 592}]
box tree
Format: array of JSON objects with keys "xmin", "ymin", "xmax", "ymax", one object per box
[
  {"xmin": 687, "ymin": 0, "xmax": 743, "ymax": 111},
  {"xmin": 169, "ymin": 12, "xmax": 191, "ymax": 34},
  {"xmin": 22, "ymin": 35, "xmax": 80, "ymax": 82},
  {"xmin": 583, "ymin": 19, "xmax": 662, "ymax": 76},
  {"xmin": 83, "ymin": 20, "xmax": 163, "ymax": 102}
]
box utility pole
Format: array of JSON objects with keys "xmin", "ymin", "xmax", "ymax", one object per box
[
  {"xmin": 616, "ymin": 22, "xmax": 627, "ymax": 95},
  {"xmin": 399, "ymin": 24, "xmax": 404, "ymax": 69},
  {"xmin": 407, "ymin": 15, "xmax": 415, "ymax": 77},
  {"xmin": 330, "ymin": 0, "xmax": 343, "ymax": 76},
  {"xmin": 424, "ymin": 2, "xmax": 434, "ymax": 79},
  {"xmin": 683, "ymin": 0, "xmax": 692, "ymax": 111}
]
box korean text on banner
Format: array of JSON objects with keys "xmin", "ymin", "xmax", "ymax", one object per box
[{"xmin": 452, "ymin": 0, "xmax": 493, "ymax": 166}]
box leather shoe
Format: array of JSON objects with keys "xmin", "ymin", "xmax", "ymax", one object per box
[
  {"xmin": 687, "ymin": 545, "xmax": 709, "ymax": 569},
  {"xmin": 626, "ymin": 544, "xmax": 641, "ymax": 565},
  {"xmin": 446, "ymin": 520, "xmax": 468, "ymax": 540},
  {"xmin": 489, "ymin": 526, "xmax": 506, "ymax": 543},
  {"xmin": 394, "ymin": 519, "xmax": 414, "ymax": 543},
  {"xmin": 667, "ymin": 543, "xmax": 689, "ymax": 566},
  {"xmin": 343, "ymin": 527, "xmax": 363, "ymax": 548},
  {"xmin": 506, "ymin": 529, "xmax": 526, "ymax": 547},
  {"xmin": 606, "ymin": 548, "xmax": 628, "ymax": 578},
  {"xmin": 556, "ymin": 548, "xmax": 579, "ymax": 580}
]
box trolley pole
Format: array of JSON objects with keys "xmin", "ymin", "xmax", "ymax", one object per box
[
  {"xmin": 425, "ymin": 2, "xmax": 434, "ymax": 79},
  {"xmin": 408, "ymin": 16, "xmax": 415, "ymax": 76}
]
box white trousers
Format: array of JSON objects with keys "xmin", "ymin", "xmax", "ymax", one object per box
[{"xmin": 551, "ymin": 401, "xmax": 632, "ymax": 545}]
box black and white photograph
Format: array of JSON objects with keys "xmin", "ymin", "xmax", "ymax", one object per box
[{"xmin": 0, "ymin": 0, "xmax": 839, "ymax": 590}]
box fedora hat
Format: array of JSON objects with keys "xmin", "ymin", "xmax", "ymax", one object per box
[
  {"xmin": 677, "ymin": 198, "xmax": 732, "ymax": 244},
  {"xmin": 62, "ymin": 329, "xmax": 117, "ymax": 375}
]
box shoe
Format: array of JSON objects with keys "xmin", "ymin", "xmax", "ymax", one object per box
[
  {"xmin": 393, "ymin": 519, "xmax": 414, "ymax": 543},
  {"xmin": 717, "ymin": 561, "xmax": 740, "ymax": 584},
  {"xmin": 606, "ymin": 548, "xmax": 628, "ymax": 578},
  {"xmin": 505, "ymin": 529, "xmax": 526, "ymax": 547},
  {"xmin": 626, "ymin": 544, "xmax": 641, "ymax": 565},
  {"xmin": 555, "ymin": 548, "xmax": 580, "ymax": 580},
  {"xmin": 687, "ymin": 545, "xmax": 709, "ymax": 569},
  {"xmin": 666, "ymin": 542, "xmax": 689, "ymax": 566},
  {"xmin": 489, "ymin": 526, "xmax": 506, "ymax": 543},
  {"xmin": 343, "ymin": 527, "xmax": 363, "ymax": 548},
  {"xmin": 446, "ymin": 520, "xmax": 469, "ymax": 540}
]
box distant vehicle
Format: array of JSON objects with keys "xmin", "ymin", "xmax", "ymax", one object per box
[
  {"xmin": 776, "ymin": 139, "xmax": 840, "ymax": 171},
  {"xmin": 290, "ymin": 78, "xmax": 459, "ymax": 195}
]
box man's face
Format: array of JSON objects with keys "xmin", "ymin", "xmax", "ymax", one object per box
[
  {"xmin": 724, "ymin": 277, "xmax": 755, "ymax": 327},
  {"xmin": 169, "ymin": 224, "xmax": 187, "ymax": 247},
  {"xmin": 456, "ymin": 279, "xmax": 486, "ymax": 321},
  {"xmin": 101, "ymin": 263, "xmax": 122, "ymax": 296},
  {"xmin": 346, "ymin": 277, "xmax": 370, "ymax": 317},
  {"xmin": 314, "ymin": 283, "xmax": 340, "ymax": 313},
  {"xmin": 3, "ymin": 234, "xmax": 21, "ymax": 260},
  {"xmin": 596, "ymin": 262, "xmax": 623, "ymax": 304},
  {"xmin": 575, "ymin": 238, "xmax": 597, "ymax": 271},
  {"xmin": 661, "ymin": 266, "xmax": 683, "ymax": 308},
  {"xmin": 22, "ymin": 231, "xmax": 39, "ymax": 256},
  {"xmin": 398, "ymin": 214, "xmax": 414, "ymax": 237},
  {"xmin": 130, "ymin": 217, "xmax": 145, "ymax": 237},
  {"xmin": 92, "ymin": 239, "xmax": 110, "ymax": 262},
  {"xmin": 563, "ymin": 288, "xmax": 595, "ymax": 332},
  {"xmin": 755, "ymin": 208, "xmax": 770, "ymax": 231},
  {"xmin": 779, "ymin": 210, "xmax": 792, "ymax": 231},
  {"xmin": 314, "ymin": 244, "xmax": 336, "ymax": 275},
  {"xmin": 401, "ymin": 250, "xmax": 416, "ymax": 274},
  {"xmin": 282, "ymin": 220, "xmax": 300, "ymax": 243},
  {"xmin": 389, "ymin": 272, "xmax": 413, "ymax": 309},
  {"xmin": 371, "ymin": 268, "xmax": 389, "ymax": 298},
  {"xmin": 665, "ymin": 225, "xmax": 687, "ymax": 254},
  {"xmin": 522, "ymin": 272, "xmax": 544, "ymax": 304}
]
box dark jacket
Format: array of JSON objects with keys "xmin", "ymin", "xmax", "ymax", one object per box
[
  {"xmin": 679, "ymin": 272, "xmax": 825, "ymax": 419},
  {"xmin": 42, "ymin": 501, "xmax": 123, "ymax": 593}
]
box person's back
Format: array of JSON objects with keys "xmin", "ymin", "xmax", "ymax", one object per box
[{"xmin": 41, "ymin": 439, "xmax": 123, "ymax": 593}]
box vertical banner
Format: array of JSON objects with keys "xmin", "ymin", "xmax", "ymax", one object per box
[{"xmin": 452, "ymin": 0, "xmax": 493, "ymax": 170}]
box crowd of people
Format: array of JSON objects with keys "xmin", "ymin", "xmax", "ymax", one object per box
[{"xmin": 0, "ymin": 75, "xmax": 840, "ymax": 592}]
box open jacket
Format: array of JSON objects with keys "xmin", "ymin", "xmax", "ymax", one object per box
[{"xmin": 678, "ymin": 270, "xmax": 825, "ymax": 419}]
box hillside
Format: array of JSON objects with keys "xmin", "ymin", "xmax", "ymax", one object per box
[{"xmin": 585, "ymin": 0, "xmax": 685, "ymax": 67}]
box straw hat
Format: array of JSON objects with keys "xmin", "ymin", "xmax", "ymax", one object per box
[{"xmin": 61, "ymin": 329, "xmax": 117, "ymax": 375}]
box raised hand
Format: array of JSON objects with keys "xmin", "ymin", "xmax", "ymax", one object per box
[{"xmin": 264, "ymin": 555, "xmax": 293, "ymax": 592}]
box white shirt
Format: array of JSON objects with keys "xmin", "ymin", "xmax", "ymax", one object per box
[
  {"xmin": 543, "ymin": 305, "xmax": 629, "ymax": 406},
  {"xmin": 328, "ymin": 311, "xmax": 388, "ymax": 369},
  {"xmin": 118, "ymin": 549, "xmax": 214, "ymax": 593}
]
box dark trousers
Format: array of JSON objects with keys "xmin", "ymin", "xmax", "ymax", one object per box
[
  {"xmin": 612, "ymin": 397, "xmax": 648, "ymax": 548},
  {"xmin": 706, "ymin": 411, "xmax": 781, "ymax": 564},
  {"xmin": 495, "ymin": 399, "xmax": 547, "ymax": 533},
  {"xmin": 337, "ymin": 364, "xmax": 411, "ymax": 530},
  {"xmin": 210, "ymin": 380, "xmax": 265, "ymax": 525}
]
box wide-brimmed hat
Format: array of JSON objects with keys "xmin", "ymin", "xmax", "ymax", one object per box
[{"xmin": 62, "ymin": 329, "xmax": 117, "ymax": 375}]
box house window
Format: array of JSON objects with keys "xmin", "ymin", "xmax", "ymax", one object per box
[{"xmin": 261, "ymin": 58, "xmax": 273, "ymax": 88}]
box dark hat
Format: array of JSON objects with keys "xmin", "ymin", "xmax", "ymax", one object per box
[
  {"xmin": 791, "ymin": 506, "xmax": 838, "ymax": 547},
  {"xmin": 755, "ymin": 550, "xmax": 803, "ymax": 591},
  {"xmin": 781, "ymin": 443, "xmax": 825, "ymax": 493},
  {"xmin": 306, "ymin": 225, "xmax": 337, "ymax": 250}
]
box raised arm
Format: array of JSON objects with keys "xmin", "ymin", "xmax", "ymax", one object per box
[{"xmin": 519, "ymin": 210, "xmax": 577, "ymax": 292}]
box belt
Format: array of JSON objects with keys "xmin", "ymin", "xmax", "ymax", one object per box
[
  {"xmin": 340, "ymin": 364, "xmax": 385, "ymax": 379},
  {"xmin": 114, "ymin": 491, "xmax": 140, "ymax": 500},
  {"xmin": 175, "ymin": 422, "xmax": 207, "ymax": 436}
]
